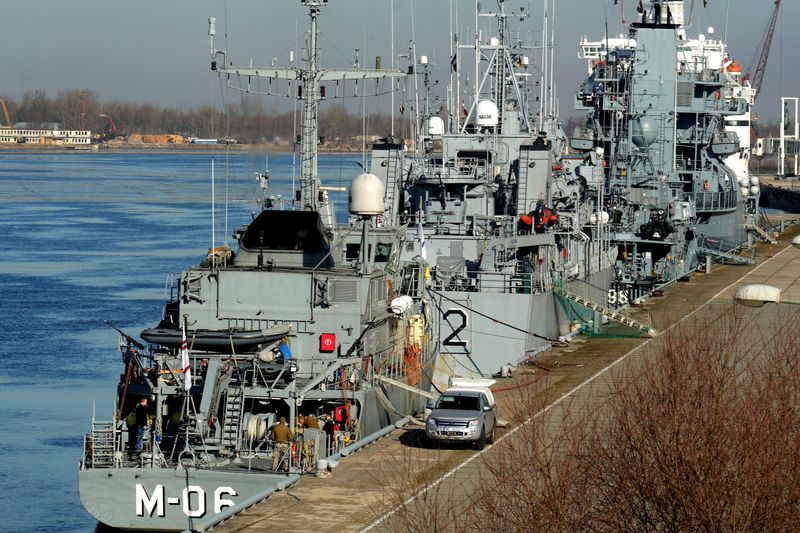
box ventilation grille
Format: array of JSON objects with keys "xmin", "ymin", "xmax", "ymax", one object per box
[
  {"xmin": 330, "ymin": 279, "xmax": 357, "ymax": 302},
  {"xmin": 676, "ymin": 82, "xmax": 693, "ymax": 107}
]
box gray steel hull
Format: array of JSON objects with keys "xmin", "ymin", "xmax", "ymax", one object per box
[{"xmin": 79, "ymin": 466, "xmax": 287, "ymax": 531}]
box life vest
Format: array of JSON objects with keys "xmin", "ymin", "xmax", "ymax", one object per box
[{"xmin": 534, "ymin": 208, "xmax": 558, "ymax": 233}]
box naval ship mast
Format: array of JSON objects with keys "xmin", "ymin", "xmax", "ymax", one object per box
[{"xmin": 209, "ymin": 0, "xmax": 405, "ymax": 227}]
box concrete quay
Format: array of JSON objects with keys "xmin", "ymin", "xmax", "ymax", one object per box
[{"xmin": 211, "ymin": 226, "xmax": 800, "ymax": 533}]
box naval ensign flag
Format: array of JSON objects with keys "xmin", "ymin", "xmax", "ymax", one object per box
[
  {"xmin": 417, "ymin": 210, "xmax": 428, "ymax": 262},
  {"xmin": 181, "ymin": 324, "xmax": 191, "ymax": 391}
]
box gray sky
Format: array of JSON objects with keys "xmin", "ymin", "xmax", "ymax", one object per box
[{"xmin": 3, "ymin": 1, "xmax": 797, "ymax": 122}]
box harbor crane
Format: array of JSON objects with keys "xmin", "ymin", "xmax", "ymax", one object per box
[
  {"xmin": 744, "ymin": 0, "xmax": 781, "ymax": 102},
  {"xmin": 97, "ymin": 113, "xmax": 118, "ymax": 136}
]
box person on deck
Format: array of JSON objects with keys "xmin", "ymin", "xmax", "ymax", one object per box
[
  {"xmin": 305, "ymin": 413, "xmax": 320, "ymax": 429},
  {"xmin": 134, "ymin": 397, "xmax": 149, "ymax": 452},
  {"xmin": 271, "ymin": 417, "xmax": 294, "ymax": 472}
]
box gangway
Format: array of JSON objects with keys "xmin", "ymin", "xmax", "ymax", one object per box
[
  {"xmin": 744, "ymin": 223, "xmax": 777, "ymax": 244},
  {"xmin": 696, "ymin": 236, "xmax": 756, "ymax": 265},
  {"xmin": 553, "ymin": 284, "xmax": 657, "ymax": 337},
  {"xmin": 373, "ymin": 374, "xmax": 438, "ymax": 400}
]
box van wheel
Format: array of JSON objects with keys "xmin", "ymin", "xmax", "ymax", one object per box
[
  {"xmin": 487, "ymin": 423, "xmax": 495, "ymax": 444},
  {"xmin": 474, "ymin": 430, "xmax": 486, "ymax": 450}
]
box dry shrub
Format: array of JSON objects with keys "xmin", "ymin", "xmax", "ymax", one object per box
[
  {"xmin": 577, "ymin": 304, "xmax": 800, "ymax": 532},
  {"xmin": 370, "ymin": 303, "xmax": 800, "ymax": 532}
]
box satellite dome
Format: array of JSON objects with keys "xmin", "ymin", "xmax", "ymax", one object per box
[
  {"xmin": 427, "ymin": 116, "xmax": 445, "ymax": 136},
  {"xmin": 476, "ymin": 100, "xmax": 499, "ymax": 127},
  {"xmin": 631, "ymin": 116, "xmax": 658, "ymax": 147},
  {"xmin": 349, "ymin": 173, "xmax": 385, "ymax": 216}
]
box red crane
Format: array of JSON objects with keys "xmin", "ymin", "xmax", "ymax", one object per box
[
  {"xmin": 97, "ymin": 113, "xmax": 118, "ymax": 136},
  {"xmin": 744, "ymin": 0, "xmax": 781, "ymax": 102}
]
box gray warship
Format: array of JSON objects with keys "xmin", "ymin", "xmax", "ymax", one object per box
[
  {"xmin": 80, "ymin": 2, "xmax": 425, "ymax": 530},
  {"xmin": 79, "ymin": 0, "xmax": 759, "ymax": 530},
  {"xmin": 386, "ymin": 0, "xmax": 620, "ymax": 387},
  {"xmin": 571, "ymin": 0, "xmax": 762, "ymax": 301}
]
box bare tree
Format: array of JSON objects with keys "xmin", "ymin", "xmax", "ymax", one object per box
[{"xmin": 374, "ymin": 304, "xmax": 800, "ymax": 532}]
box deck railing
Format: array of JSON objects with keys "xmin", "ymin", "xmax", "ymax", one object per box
[{"xmin": 431, "ymin": 270, "xmax": 551, "ymax": 294}]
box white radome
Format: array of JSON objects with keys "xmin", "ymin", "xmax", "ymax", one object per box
[
  {"xmin": 349, "ymin": 173, "xmax": 385, "ymax": 216},
  {"xmin": 476, "ymin": 100, "xmax": 499, "ymax": 127}
]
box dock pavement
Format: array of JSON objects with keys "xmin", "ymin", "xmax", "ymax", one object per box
[{"xmin": 212, "ymin": 224, "xmax": 800, "ymax": 533}]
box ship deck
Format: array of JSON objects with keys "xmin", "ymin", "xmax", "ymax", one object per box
[{"xmin": 210, "ymin": 221, "xmax": 800, "ymax": 533}]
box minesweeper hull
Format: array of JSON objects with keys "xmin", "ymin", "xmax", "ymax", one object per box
[
  {"xmin": 79, "ymin": 466, "xmax": 287, "ymax": 531},
  {"xmin": 80, "ymin": 382, "xmax": 418, "ymax": 531}
]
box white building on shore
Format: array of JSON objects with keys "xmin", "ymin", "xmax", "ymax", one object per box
[{"xmin": 0, "ymin": 122, "xmax": 91, "ymax": 146}]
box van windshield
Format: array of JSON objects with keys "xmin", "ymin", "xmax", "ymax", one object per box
[{"xmin": 436, "ymin": 395, "xmax": 480, "ymax": 411}]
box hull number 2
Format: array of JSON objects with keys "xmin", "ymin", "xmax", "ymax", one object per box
[
  {"xmin": 442, "ymin": 308, "xmax": 468, "ymax": 347},
  {"xmin": 136, "ymin": 484, "xmax": 237, "ymax": 518}
]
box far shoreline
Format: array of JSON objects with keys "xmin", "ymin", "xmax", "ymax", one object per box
[{"xmin": 0, "ymin": 142, "xmax": 373, "ymax": 156}]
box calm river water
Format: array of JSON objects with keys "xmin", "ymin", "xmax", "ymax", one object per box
[{"xmin": 0, "ymin": 150, "xmax": 359, "ymax": 532}]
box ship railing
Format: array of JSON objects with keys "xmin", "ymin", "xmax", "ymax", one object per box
[
  {"xmin": 84, "ymin": 419, "xmax": 120, "ymax": 468},
  {"xmin": 473, "ymin": 215, "xmax": 519, "ymax": 239},
  {"xmin": 692, "ymin": 190, "xmax": 738, "ymax": 213},
  {"xmin": 164, "ymin": 272, "xmax": 178, "ymax": 303},
  {"xmin": 240, "ymin": 427, "xmax": 351, "ymax": 471},
  {"xmin": 431, "ymin": 270, "xmax": 550, "ymax": 294},
  {"xmin": 558, "ymin": 276, "xmax": 611, "ymax": 309}
]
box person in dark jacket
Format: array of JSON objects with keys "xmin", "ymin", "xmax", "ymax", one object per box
[
  {"xmin": 134, "ymin": 397, "xmax": 149, "ymax": 452},
  {"xmin": 322, "ymin": 415, "xmax": 336, "ymax": 454}
]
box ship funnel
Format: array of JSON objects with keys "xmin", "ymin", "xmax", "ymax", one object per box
[{"xmin": 349, "ymin": 173, "xmax": 385, "ymax": 216}]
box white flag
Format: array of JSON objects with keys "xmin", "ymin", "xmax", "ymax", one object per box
[
  {"xmin": 181, "ymin": 323, "xmax": 191, "ymax": 391},
  {"xmin": 417, "ymin": 210, "xmax": 428, "ymax": 262}
]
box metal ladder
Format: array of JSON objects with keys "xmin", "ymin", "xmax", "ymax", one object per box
[
  {"xmin": 554, "ymin": 285, "xmax": 657, "ymax": 336},
  {"xmin": 516, "ymin": 149, "xmax": 531, "ymax": 215},
  {"xmin": 221, "ymin": 386, "xmax": 244, "ymax": 449},
  {"xmin": 383, "ymin": 150, "xmax": 400, "ymax": 221},
  {"xmin": 90, "ymin": 421, "xmax": 117, "ymax": 467}
]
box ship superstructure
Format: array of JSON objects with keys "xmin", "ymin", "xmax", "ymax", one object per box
[
  {"xmin": 368, "ymin": 0, "xmax": 619, "ymax": 388},
  {"xmin": 573, "ymin": 0, "xmax": 754, "ymax": 298}
]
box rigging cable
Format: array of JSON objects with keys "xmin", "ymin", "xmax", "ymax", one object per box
[{"xmin": 426, "ymin": 287, "xmax": 560, "ymax": 343}]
